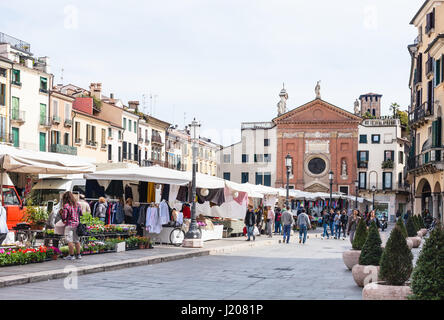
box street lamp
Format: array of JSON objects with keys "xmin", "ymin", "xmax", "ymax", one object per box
[
  {"xmin": 185, "ymin": 118, "xmax": 201, "ymax": 240},
  {"xmin": 329, "ymin": 170, "xmax": 334, "ymax": 210},
  {"xmin": 371, "ymin": 185, "xmax": 376, "ymax": 211},
  {"xmin": 355, "ymin": 180, "xmax": 359, "ymax": 210},
  {"xmin": 285, "ymin": 154, "xmax": 292, "ymax": 208}
]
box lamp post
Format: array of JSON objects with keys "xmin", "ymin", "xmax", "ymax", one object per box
[
  {"xmin": 355, "ymin": 180, "xmax": 359, "ymax": 210},
  {"xmin": 184, "ymin": 118, "xmax": 201, "ymax": 241},
  {"xmin": 371, "ymin": 185, "xmax": 376, "ymax": 211},
  {"xmin": 285, "ymin": 154, "xmax": 292, "ymax": 208},
  {"xmin": 329, "ymin": 171, "xmax": 334, "ymax": 210}
]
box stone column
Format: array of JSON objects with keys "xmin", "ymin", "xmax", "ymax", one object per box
[
  {"xmin": 432, "ymin": 193, "xmax": 439, "ymax": 219},
  {"xmin": 414, "ymin": 195, "xmax": 422, "ymax": 216}
]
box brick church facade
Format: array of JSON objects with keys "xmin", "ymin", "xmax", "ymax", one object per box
[{"xmin": 273, "ymin": 98, "xmax": 362, "ymax": 196}]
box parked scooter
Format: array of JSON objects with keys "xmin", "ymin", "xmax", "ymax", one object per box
[{"xmin": 380, "ymin": 214, "xmax": 388, "ymax": 231}]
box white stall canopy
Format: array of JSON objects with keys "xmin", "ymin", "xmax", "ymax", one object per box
[
  {"xmin": 0, "ymin": 145, "xmax": 95, "ymax": 174},
  {"xmin": 84, "ymin": 166, "xmax": 190, "ymax": 185}
]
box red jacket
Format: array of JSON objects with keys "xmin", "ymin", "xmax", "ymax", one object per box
[{"xmin": 182, "ymin": 206, "xmax": 191, "ymax": 219}]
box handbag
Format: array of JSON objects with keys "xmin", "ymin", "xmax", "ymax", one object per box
[
  {"xmin": 253, "ymin": 226, "xmax": 259, "ymax": 236},
  {"xmin": 76, "ymin": 223, "xmax": 88, "ymax": 236},
  {"xmin": 54, "ymin": 220, "xmax": 66, "ymax": 235}
]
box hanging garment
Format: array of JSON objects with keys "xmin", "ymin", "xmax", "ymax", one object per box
[
  {"xmin": 146, "ymin": 207, "xmax": 162, "ymax": 234},
  {"xmin": 114, "ymin": 203, "xmax": 125, "ymax": 224},
  {"xmin": 125, "ymin": 185, "xmax": 133, "ymax": 200},
  {"xmin": 176, "ymin": 212, "xmax": 183, "ymax": 225},
  {"xmin": 176, "ymin": 185, "xmax": 190, "ymax": 202},
  {"xmin": 196, "ymin": 188, "xmax": 225, "ymax": 206},
  {"xmin": 169, "ymin": 184, "xmax": 180, "ymax": 204},
  {"xmin": 137, "ymin": 205, "xmax": 147, "ymax": 226},
  {"xmin": 161, "ymin": 184, "xmax": 170, "ymax": 201},
  {"xmin": 106, "ymin": 180, "xmax": 124, "ymax": 198},
  {"xmin": 182, "ymin": 205, "xmax": 191, "ymax": 219},
  {"xmin": 138, "ymin": 182, "xmax": 148, "ymax": 203},
  {"xmin": 148, "ymin": 183, "xmax": 156, "ymax": 203},
  {"xmin": 159, "ymin": 200, "xmax": 170, "ymax": 225},
  {"xmin": 85, "ymin": 180, "xmax": 105, "ymax": 198},
  {"xmin": 132, "ymin": 206, "xmax": 140, "ymax": 225}
]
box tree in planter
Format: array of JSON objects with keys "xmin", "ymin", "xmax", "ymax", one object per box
[
  {"xmin": 379, "ymin": 225, "xmax": 413, "ymax": 286},
  {"xmin": 352, "ymin": 218, "xmax": 368, "ymax": 250},
  {"xmin": 406, "ymin": 216, "xmax": 418, "ymax": 238},
  {"xmin": 418, "ymin": 215, "xmax": 426, "ymax": 229},
  {"xmin": 395, "ymin": 217, "xmax": 408, "ymax": 238},
  {"xmin": 409, "ymin": 225, "xmax": 444, "ymax": 300},
  {"xmin": 359, "ymin": 221, "xmax": 383, "ymax": 266},
  {"xmin": 413, "ymin": 215, "xmax": 421, "ymax": 232}
]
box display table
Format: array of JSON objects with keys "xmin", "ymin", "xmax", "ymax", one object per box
[
  {"xmin": 146, "ymin": 225, "xmax": 224, "ymax": 244},
  {"xmin": 221, "ymin": 219, "xmax": 244, "ymax": 237}
]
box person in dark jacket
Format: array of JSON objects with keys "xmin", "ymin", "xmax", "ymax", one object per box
[
  {"xmin": 255, "ymin": 205, "xmax": 263, "ymax": 236},
  {"xmin": 274, "ymin": 207, "xmax": 282, "ymax": 234},
  {"xmin": 244, "ymin": 204, "xmax": 256, "ymax": 241},
  {"xmin": 366, "ymin": 210, "xmax": 380, "ymax": 228},
  {"xmin": 321, "ymin": 209, "xmax": 330, "ymax": 240},
  {"xmin": 340, "ymin": 210, "xmax": 348, "ymax": 240}
]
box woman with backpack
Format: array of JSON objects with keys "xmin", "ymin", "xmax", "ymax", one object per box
[{"xmin": 60, "ymin": 191, "xmax": 83, "ymax": 260}]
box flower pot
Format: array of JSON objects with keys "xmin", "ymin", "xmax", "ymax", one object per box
[
  {"xmin": 342, "ymin": 249, "xmax": 361, "ymax": 270},
  {"xmin": 408, "ymin": 236, "xmax": 421, "ymax": 248},
  {"xmin": 51, "ymin": 255, "xmax": 58, "ymax": 260},
  {"xmin": 406, "ymin": 238, "xmax": 413, "ymax": 250},
  {"xmin": 362, "ymin": 282, "xmax": 412, "ymax": 300},
  {"xmin": 30, "ymin": 224, "xmax": 44, "ymax": 231},
  {"xmin": 419, "ymin": 228, "xmax": 427, "ymax": 236},
  {"xmin": 352, "ymin": 264, "xmax": 379, "ymax": 287},
  {"xmin": 138, "ymin": 244, "xmax": 145, "ymax": 250}
]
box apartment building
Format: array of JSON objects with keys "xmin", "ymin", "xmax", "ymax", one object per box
[
  {"xmin": 407, "ymin": 0, "xmax": 444, "ymax": 222},
  {"xmin": 0, "ymin": 56, "xmax": 12, "ymax": 144}
]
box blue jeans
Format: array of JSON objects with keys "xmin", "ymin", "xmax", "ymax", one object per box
[
  {"xmin": 275, "ymin": 221, "xmax": 282, "ymax": 234},
  {"xmin": 342, "ymin": 224, "xmax": 347, "ymax": 238},
  {"xmin": 329, "ymin": 222, "xmax": 335, "ymax": 235},
  {"xmin": 283, "ymin": 224, "xmax": 291, "ymax": 243},
  {"xmin": 335, "ymin": 224, "xmax": 341, "ymax": 238},
  {"xmin": 246, "ymin": 226, "xmax": 254, "ymax": 240},
  {"xmin": 299, "ymin": 225, "xmax": 307, "ymax": 243},
  {"xmin": 323, "ymin": 224, "xmax": 330, "ymax": 238}
]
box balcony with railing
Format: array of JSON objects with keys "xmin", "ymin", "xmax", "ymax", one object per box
[
  {"xmin": 407, "ymin": 148, "xmax": 444, "ymax": 173},
  {"xmin": 151, "ymin": 134, "xmax": 163, "ymax": 145},
  {"xmin": 144, "ymin": 138, "xmax": 150, "ymax": 145},
  {"xmin": 413, "ymin": 68, "xmax": 422, "ymax": 87},
  {"xmin": 409, "ymin": 101, "xmax": 434, "ymax": 128},
  {"xmin": 51, "ymin": 115, "xmax": 60, "ymax": 125},
  {"xmin": 426, "ymin": 57, "xmax": 434, "ymax": 77},
  {"xmin": 64, "ymin": 119, "xmax": 72, "ymax": 127},
  {"xmin": 50, "ymin": 144, "xmax": 77, "ymax": 156},
  {"xmin": 11, "ymin": 109, "xmax": 25, "ymax": 124},
  {"xmin": 0, "ymin": 32, "xmax": 31, "ymax": 53},
  {"xmin": 141, "ymin": 159, "xmax": 167, "ymax": 167},
  {"xmin": 358, "ymin": 160, "xmax": 368, "ymax": 169},
  {"xmin": 381, "ymin": 159, "xmax": 394, "ymax": 169},
  {"xmin": 39, "ymin": 117, "xmax": 51, "ymax": 128},
  {"xmin": 86, "ymin": 140, "xmax": 97, "ymax": 147}
]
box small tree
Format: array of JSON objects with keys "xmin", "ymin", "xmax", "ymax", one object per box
[
  {"xmin": 352, "ymin": 218, "xmax": 368, "ymax": 250},
  {"xmin": 413, "ymin": 215, "xmax": 421, "ymax": 231},
  {"xmin": 406, "ymin": 216, "xmax": 418, "ymax": 237},
  {"xmin": 418, "ymin": 215, "xmax": 425, "ymax": 229},
  {"xmin": 395, "ymin": 217, "xmax": 408, "ymax": 238},
  {"xmin": 359, "ymin": 221, "xmax": 383, "ymax": 265},
  {"xmin": 379, "ymin": 225, "xmax": 413, "ymax": 286},
  {"xmin": 410, "ymin": 225, "xmax": 444, "ymax": 300}
]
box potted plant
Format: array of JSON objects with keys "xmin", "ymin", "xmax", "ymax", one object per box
[
  {"xmin": 409, "ymin": 225, "xmax": 444, "ymax": 300},
  {"xmin": 343, "ymin": 218, "xmax": 368, "ymax": 270},
  {"xmin": 352, "ymin": 221, "xmax": 383, "ymax": 287},
  {"xmin": 406, "ymin": 216, "xmax": 421, "ymax": 248},
  {"xmin": 362, "ymin": 225, "xmax": 413, "ymax": 300},
  {"xmin": 46, "ymin": 246, "xmax": 60, "ymax": 260},
  {"xmin": 22, "ymin": 201, "xmax": 49, "ymax": 230},
  {"xmin": 60, "ymin": 246, "xmax": 70, "ymax": 257}
]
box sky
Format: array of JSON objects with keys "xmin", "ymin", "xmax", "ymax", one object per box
[{"xmin": 0, "ymin": 0, "xmax": 423, "ymax": 146}]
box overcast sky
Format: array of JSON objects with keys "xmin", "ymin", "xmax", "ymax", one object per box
[{"xmin": 1, "ymin": 0, "xmax": 422, "ymax": 146}]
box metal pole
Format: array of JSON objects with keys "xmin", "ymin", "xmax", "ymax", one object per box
[
  {"xmin": 373, "ymin": 191, "xmax": 375, "ymax": 211},
  {"xmin": 355, "ymin": 186, "xmax": 358, "ymax": 210},
  {"xmin": 329, "ymin": 181, "xmax": 333, "ymax": 210},
  {"xmin": 185, "ymin": 135, "xmax": 200, "ymax": 239},
  {"xmin": 286, "ymin": 168, "xmax": 289, "ymax": 208}
]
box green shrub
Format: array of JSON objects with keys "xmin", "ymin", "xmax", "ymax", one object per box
[
  {"xmin": 418, "ymin": 215, "xmax": 425, "ymax": 229},
  {"xmin": 359, "ymin": 221, "xmax": 383, "ymax": 266},
  {"xmin": 413, "ymin": 215, "xmax": 421, "ymax": 232},
  {"xmin": 379, "ymin": 225, "xmax": 413, "ymax": 286},
  {"xmin": 352, "ymin": 218, "xmax": 368, "ymax": 250},
  {"xmin": 406, "ymin": 216, "xmax": 418, "ymax": 237},
  {"xmin": 395, "ymin": 217, "xmax": 408, "ymax": 238},
  {"xmin": 410, "ymin": 224, "xmax": 444, "ymax": 300}
]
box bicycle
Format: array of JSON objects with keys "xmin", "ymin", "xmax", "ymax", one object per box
[{"xmin": 169, "ymin": 223, "xmax": 202, "ymax": 246}]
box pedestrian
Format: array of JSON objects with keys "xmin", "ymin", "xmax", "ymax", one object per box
[
  {"xmin": 60, "ymin": 191, "xmax": 83, "ymax": 260},
  {"xmin": 0, "ymin": 204, "xmax": 8, "ymax": 245},
  {"xmin": 424, "ymin": 210, "xmax": 433, "ymax": 229},
  {"xmin": 78, "ymin": 194, "xmax": 91, "ymax": 215},
  {"xmin": 244, "ymin": 204, "xmax": 256, "ymax": 241},
  {"xmin": 281, "ymin": 206, "xmax": 294, "ymax": 244},
  {"xmin": 266, "ymin": 205, "xmax": 275, "ymax": 238},
  {"xmin": 333, "ymin": 210, "xmax": 341, "ymax": 239},
  {"xmin": 340, "ymin": 210, "xmax": 348, "ymax": 240},
  {"xmin": 124, "ymin": 198, "xmax": 133, "ymax": 224},
  {"xmin": 366, "ymin": 210, "xmax": 380, "ymax": 228},
  {"xmin": 255, "ymin": 205, "xmax": 263, "ymax": 236},
  {"xmin": 347, "ymin": 209, "xmax": 360, "ymax": 244},
  {"xmin": 297, "ymin": 208, "xmax": 311, "ymax": 244},
  {"xmin": 95, "ymin": 197, "xmax": 107, "ymax": 222},
  {"xmin": 403, "ymin": 210, "xmax": 410, "ymax": 225},
  {"xmin": 274, "ymin": 207, "xmax": 282, "ymax": 234},
  {"xmin": 321, "ymin": 209, "xmax": 330, "ymax": 240},
  {"xmin": 329, "ymin": 208, "xmax": 335, "ymax": 236}
]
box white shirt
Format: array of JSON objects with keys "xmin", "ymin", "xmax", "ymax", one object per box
[
  {"xmin": 159, "ymin": 200, "xmax": 170, "ymax": 225},
  {"xmin": 0, "ymin": 206, "xmax": 8, "ymax": 234}
]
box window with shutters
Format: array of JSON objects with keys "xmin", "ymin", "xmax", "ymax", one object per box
[
  {"xmin": 432, "ymin": 118, "xmax": 442, "ymax": 148},
  {"xmin": 371, "ymin": 134, "xmax": 380, "ymax": 144},
  {"xmin": 123, "ymin": 118, "xmax": 126, "ymax": 130},
  {"xmin": 399, "ymin": 151, "xmax": 404, "ymax": 164},
  {"xmin": 92, "ymin": 126, "xmax": 96, "ymax": 145},
  {"xmin": 242, "ymin": 154, "xmax": 248, "ymax": 163},
  {"xmin": 75, "ymin": 122, "xmax": 80, "ymax": 142},
  {"xmin": 425, "ymin": 8, "xmax": 435, "ymax": 34},
  {"xmin": 86, "ymin": 124, "xmax": 90, "ymax": 143},
  {"xmin": 65, "ymin": 103, "xmax": 70, "ymax": 121},
  {"xmin": 384, "ymin": 150, "xmax": 394, "ymax": 161},
  {"xmin": 0, "ymin": 84, "xmax": 5, "ymax": 106},
  {"xmin": 101, "ymin": 129, "xmax": 106, "ymax": 147},
  {"xmin": 359, "ymin": 135, "xmax": 367, "ymax": 143},
  {"xmin": 359, "ymin": 172, "xmax": 367, "ymax": 189},
  {"xmin": 255, "ymin": 172, "xmax": 263, "ymax": 185},
  {"xmin": 134, "ymin": 144, "xmax": 138, "ymax": 162},
  {"xmin": 64, "ymin": 133, "xmax": 69, "ymax": 145},
  {"xmin": 223, "ymin": 172, "xmax": 231, "ymax": 181},
  {"xmin": 241, "ymin": 172, "xmax": 249, "ymax": 183},
  {"xmin": 264, "ymin": 172, "xmax": 271, "ymax": 186},
  {"xmin": 122, "ymin": 142, "xmax": 127, "ymax": 160},
  {"xmin": 383, "ymin": 172, "xmax": 392, "ymax": 190},
  {"xmin": 435, "ymin": 58, "xmax": 442, "ymax": 86},
  {"xmin": 108, "ymin": 145, "xmax": 112, "ymax": 161}
]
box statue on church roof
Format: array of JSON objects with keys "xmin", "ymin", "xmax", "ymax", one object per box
[
  {"xmin": 315, "ymin": 81, "xmax": 321, "ymax": 99},
  {"xmin": 354, "ymin": 99, "xmax": 360, "ymax": 115},
  {"xmin": 277, "ymin": 83, "xmax": 288, "ymax": 116}
]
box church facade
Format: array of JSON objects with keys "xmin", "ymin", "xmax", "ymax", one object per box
[{"xmin": 273, "ymin": 93, "xmax": 362, "ymax": 197}]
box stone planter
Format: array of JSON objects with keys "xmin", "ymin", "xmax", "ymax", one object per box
[
  {"xmin": 420, "ymin": 228, "xmax": 427, "ymax": 236},
  {"xmin": 352, "ymin": 264, "xmax": 379, "ymax": 287},
  {"xmin": 408, "ymin": 236, "xmax": 421, "ymax": 248},
  {"xmin": 362, "ymin": 282, "xmax": 412, "ymax": 300},
  {"xmin": 406, "ymin": 238, "xmax": 413, "ymax": 250},
  {"xmin": 342, "ymin": 249, "xmax": 361, "ymax": 270}
]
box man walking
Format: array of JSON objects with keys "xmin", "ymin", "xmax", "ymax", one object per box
[
  {"xmin": 266, "ymin": 206, "xmax": 275, "ymax": 238},
  {"xmin": 329, "ymin": 208, "xmax": 335, "ymax": 237},
  {"xmin": 281, "ymin": 206, "xmax": 294, "ymax": 244},
  {"xmin": 244, "ymin": 204, "xmax": 256, "ymax": 241},
  {"xmin": 297, "ymin": 208, "xmax": 311, "ymax": 244}
]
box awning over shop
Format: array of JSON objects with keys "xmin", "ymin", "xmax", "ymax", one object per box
[{"xmin": 0, "ymin": 144, "xmax": 96, "ymax": 174}]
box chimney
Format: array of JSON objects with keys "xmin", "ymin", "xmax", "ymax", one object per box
[
  {"xmin": 89, "ymin": 83, "xmax": 102, "ymax": 100},
  {"xmin": 128, "ymin": 101, "xmax": 139, "ymax": 111}
]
